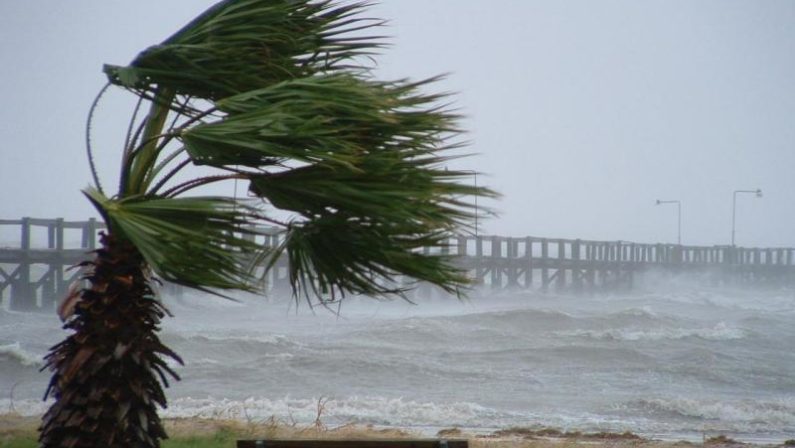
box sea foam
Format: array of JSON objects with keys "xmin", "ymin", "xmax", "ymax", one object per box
[{"xmin": 0, "ymin": 342, "xmax": 43, "ymax": 368}]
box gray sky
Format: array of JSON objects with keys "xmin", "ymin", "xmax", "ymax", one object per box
[{"xmin": 1, "ymin": 1, "xmax": 793, "ymax": 247}]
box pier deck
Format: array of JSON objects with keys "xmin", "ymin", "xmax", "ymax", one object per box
[{"xmin": 2, "ymin": 218, "xmax": 793, "ymax": 310}]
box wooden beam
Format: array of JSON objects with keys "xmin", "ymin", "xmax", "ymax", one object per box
[{"xmin": 237, "ymin": 440, "xmax": 468, "ymax": 448}]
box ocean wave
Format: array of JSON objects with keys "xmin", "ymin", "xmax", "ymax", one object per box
[
  {"xmin": 455, "ymin": 308, "xmax": 577, "ymax": 325},
  {"xmin": 164, "ymin": 332, "xmax": 303, "ymax": 358},
  {"xmin": 176, "ymin": 332, "xmax": 298, "ymax": 346},
  {"xmin": 189, "ymin": 352, "xmax": 295, "ymax": 367},
  {"xmin": 5, "ymin": 393, "xmax": 795, "ymax": 440},
  {"xmin": 160, "ymin": 395, "xmax": 522, "ymax": 428},
  {"xmin": 0, "ymin": 398, "xmax": 50, "ymax": 416},
  {"xmin": 0, "ymin": 342, "xmax": 43, "ymax": 368},
  {"xmin": 559, "ymin": 322, "xmax": 746, "ymax": 342},
  {"xmin": 629, "ymin": 397, "xmax": 795, "ymax": 431}
]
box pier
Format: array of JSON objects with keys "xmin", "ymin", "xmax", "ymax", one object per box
[{"xmin": 2, "ymin": 218, "xmax": 794, "ymax": 311}]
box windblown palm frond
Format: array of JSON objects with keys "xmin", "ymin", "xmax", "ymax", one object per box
[
  {"xmin": 87, "ymin": 0, "xmax": 496, "ymax": 298},
  {"xmin": 279, "ymin": 214, "xmax": 467, "ymax": 300},
  {"xmin": 181, "ymin": 74, "xmax": 455, "ymax": 169},
  {"xmin": 104, "ymin": 0, "xmax": 382, "ymax": 100},
  {"xmin": 85, "ymin": 188, "xmax": 265, "ymax": 293}
]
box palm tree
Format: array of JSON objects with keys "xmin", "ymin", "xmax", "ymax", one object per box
[{"xmin": 39, "ymin": 1, "xmax": 493, "ymax": 447}]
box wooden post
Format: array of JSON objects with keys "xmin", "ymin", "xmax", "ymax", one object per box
[
  {"xmin": 10, "ymin": 218, "xmax": 34, "ymax": 311},
  {"xmin": 42, "ymin": 218, "xmax": 66, "ymax": 310},
  {"xmin": 47, "ymin": 221, "xmax": 56, "ymax": 249},
  {"xmin": 457, "ymin": 236, "xmax": 469, "ymax": 281},
  {"xmin": 457, "ymin": 236, "xmax": 467, "ymax": 258},
  {"xmin": 82, "ymin": 217, "xmax": 98, "ymax": 249},
  {"xmin": 491, "ymin": 236, "xmax": 501, "ymax": 288},
  {"xmin": 591, "ymin": 245, "xmax": 598, "ymax": 287},
  {"xmin": 556, "ymin": 240, "xmax": 565, "ymax": 290},
  {"xmin": 572, "ymin": 239, "xmax": 582, "ymax": 292},
  {"xmin": 524, "ymin": 237, "xmax": 533, "ymax": 288},
  {"xmin": 507, "ymin": 237, "xmax": 519, "ymax": 287},
  {"xmin": 541, "ymin": 238, "xmax": 549, "ymax": 290},
  {"xmin": 475, "ymin": 236, "xmax": 484, "ymax": 286}
]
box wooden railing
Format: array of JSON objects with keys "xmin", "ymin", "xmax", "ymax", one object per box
[{"xmin": 2, "ymin": 218, "xmax": 794, "ymax": 310}]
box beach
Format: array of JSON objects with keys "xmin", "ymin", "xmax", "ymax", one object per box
[{"xmin": 2, "ymin": 413, "xmax": 792, "ymax": 448}]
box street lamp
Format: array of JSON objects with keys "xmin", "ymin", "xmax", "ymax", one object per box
[
  {"xmin": 731, "ymin": 189, "xmax": 762, "ymax": 246},
  {"xmin": 655, "ymin": 199, "xmax": 681, "ymax": 245}
]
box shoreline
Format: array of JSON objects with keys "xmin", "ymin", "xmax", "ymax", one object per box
[{"xmin": 2, "ymin": 414, "xmax": 792, "ymax": 448}]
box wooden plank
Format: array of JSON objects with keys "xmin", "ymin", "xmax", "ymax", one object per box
[
  {"xmin": 28, "ymin": 217, "xmax": 58, "ymax": 226},
  {"xmin": 237, "ymin": 440, "xmax": 468, "ymax": 448}
]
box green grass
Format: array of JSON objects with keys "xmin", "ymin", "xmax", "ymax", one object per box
[
  {"xmin": 1, "ymin": 437, "xmax": 36, "ymax": 448},
  {"xmin": 162, "ymin": 427, "xmax": 239, "ymax": 447},
  {"xmin": 1, "ymin": 431, "xmax": 238, "ymax": 448}
]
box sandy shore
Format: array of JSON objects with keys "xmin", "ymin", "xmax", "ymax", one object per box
[{"xmin": 2, "ymin": 413, "xmax": 792, "ymax": 448}]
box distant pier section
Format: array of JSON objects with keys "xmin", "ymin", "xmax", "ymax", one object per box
[{"xmin": 2, "ymin": 217, "xmax": 794, "ymax": 311}]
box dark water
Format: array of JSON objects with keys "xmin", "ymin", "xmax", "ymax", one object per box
[{"xmin": 2, "ymin": 284, "xmax": 794, "ymax": 442}]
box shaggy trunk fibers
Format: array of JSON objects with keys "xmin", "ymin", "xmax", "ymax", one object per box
[{"xmin": 40, "ymin": 232, "xmax": 182, "ymax": 448}]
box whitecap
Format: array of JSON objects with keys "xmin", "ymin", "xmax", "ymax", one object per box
[
  {"xmin": 559, "ymin": 322, "xmax": 747, "ymax": 342},
  {"xmin": 0, "ymin": 342, "xmax": 44, "ymax": 368}
]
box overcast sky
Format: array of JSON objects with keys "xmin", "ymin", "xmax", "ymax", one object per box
[{"xmin": 1, "ymin": 1, "xmax": 793, "ymax": 247}]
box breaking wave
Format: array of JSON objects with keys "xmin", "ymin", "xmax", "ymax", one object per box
[
  {"xmin": 559, "ymin": 322, "xmax": 747, "ymax": 342},
  {"xmin": 0, "ymin": 343, "xmax": 43, "ymax": 368}
]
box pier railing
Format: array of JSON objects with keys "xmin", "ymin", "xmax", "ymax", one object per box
[{"xmin": 2, "ymin": 218, "xmax": 794, "ymax": 310}]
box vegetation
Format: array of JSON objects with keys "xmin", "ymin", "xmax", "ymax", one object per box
[
  {"xmin": 38, "ymin": 0, "xmax": 492, "ymax": 447},
  {"xmin": 10, "ymin": 414, "xmax": 776, "ymax": 448}
]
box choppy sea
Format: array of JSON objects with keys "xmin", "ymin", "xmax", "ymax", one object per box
[{"xmin": 2, "ymin": 281, "xmax": 794, "ymax": 443}]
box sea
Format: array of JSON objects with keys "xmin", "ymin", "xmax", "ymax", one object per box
[{"xmin": 1, "ymin": 279, "xmax": 794, "ymax": 443}]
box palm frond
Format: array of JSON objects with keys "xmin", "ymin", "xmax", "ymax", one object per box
[
  {"xmin": 89, "ymin": 0, "xmax": 497, "ymax": 299},
  {"xmin": 104, "ymin": 0, "xmax": 383, "ymax": 101},
  {"xmin": 175, "ymin": 72, "xmax": 497, "ymax": 297},
  {"xmin": 247, "ymin": 157, "xmax": 481, "ymax": 225},
  {"xmin": 180, "ymin": 74, "xmax": 457, "ymax": 169},
  {"xmin": 84, "ymin": 187, "xmax": 266, "ymax": 293},
  {"xmin": 270, "ymin": 214, "xmax": 470, "ymax": 300}
]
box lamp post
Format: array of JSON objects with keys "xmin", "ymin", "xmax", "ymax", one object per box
[
  {"xmin": 655, "ymin": 199, "xmax": 681, "ymax": 245},
  {"xmin": 731, "ymin": 189, "xmax": 762, "ymax": 246}
]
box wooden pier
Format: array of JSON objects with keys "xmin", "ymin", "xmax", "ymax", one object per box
[{"xmin": 2, "ymin": 218, "xmax": 794, "ymax": 311}]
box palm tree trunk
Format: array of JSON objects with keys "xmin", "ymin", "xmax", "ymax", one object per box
[{"xmin": 40, "ymin": 232, "xmax": 182, "ymax": 448}]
